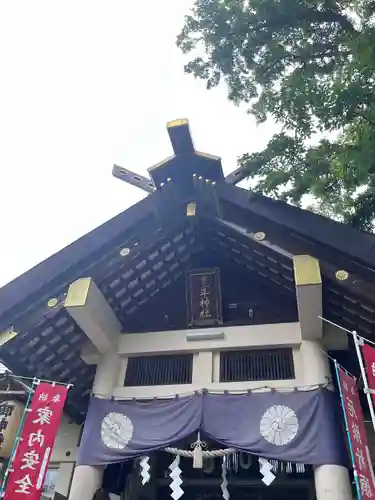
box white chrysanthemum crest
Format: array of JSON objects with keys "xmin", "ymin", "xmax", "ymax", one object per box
[
  {"xmin": 101, "ymin": 412, "xmax": 134, "ymax": 450},
  {"xmin": 260, "ymin": 405, "xmax": 299, "ymax": 446}
]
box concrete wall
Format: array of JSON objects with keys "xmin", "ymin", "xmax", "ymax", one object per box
[{"xmin": 51, "ymin": 415, "xmax": 81, "ymax": 463}]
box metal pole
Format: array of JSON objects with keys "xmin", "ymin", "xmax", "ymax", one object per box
[
  {"xmin": 0, "ymin": 391, "xmax": 27, "ymax": 396},
  {"xmin": 352, "ymin": 330, "xmax": 375, "ymax": 433},
  {"xmin": 334, "ymin": 360, "xmax": 361, "ymax": 500}
]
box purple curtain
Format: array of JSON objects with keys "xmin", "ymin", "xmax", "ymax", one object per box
[{"xmin": 77, "ymin": 388, "xmax": 347, "ymax": 467}]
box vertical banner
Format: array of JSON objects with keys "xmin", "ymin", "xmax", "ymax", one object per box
[
  {"xmin": 337, "ymin": 366, "xmax": 375, "ymax": 499},
  {"xmin": 187, "ymin": 268, "xmax": 222, "ymax": 327},
  {"xmin": 361, "ymin": 342, "xmax": 375, "ymax": 407},
  {"xmin": 4, "ymin": 383, "xmax": 68, "ymax": 500}
]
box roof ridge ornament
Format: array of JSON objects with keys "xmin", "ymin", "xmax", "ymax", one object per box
[{"xmin": 112, "ymin": 119, "xmax": 244, "ymax": 194}]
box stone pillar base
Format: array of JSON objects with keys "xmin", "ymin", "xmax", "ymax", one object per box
[{"xmin": 314, "ymin": 464, "xmax": 353, "ymax": 500}]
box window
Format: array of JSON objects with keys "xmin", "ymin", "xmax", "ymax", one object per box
[
  {"xmin": 220, "ymin": 349, "xmax": 295, "ymax": 382},
  {"xmin": 125, "ymin": 354, "xmax": 193, "ymax": 386},
  {"xmin": 42, "ymin": 468, "xmax": 58, "ymax": 498}
]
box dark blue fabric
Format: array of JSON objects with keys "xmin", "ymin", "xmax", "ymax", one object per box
[
  {"xmin": 77, "ymin": 389, "xmax": 347, "ymax": 467},
  {"xmin": 202, "ymin": 389, "xmax": 347, "ymax": 466}
]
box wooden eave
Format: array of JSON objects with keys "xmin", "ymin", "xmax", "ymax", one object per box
[
  {"xmin": 0, "ymin": 192, "xmax": 160, "ymax": 328},
  {"xmin": 1, "ymin": 180, "xmax": 375, "ymax": 422}
]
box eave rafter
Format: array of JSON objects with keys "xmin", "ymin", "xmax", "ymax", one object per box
[
  {"xmin": 198, "ymin": 215, "xmax": 295, "ymax": 293},
  {"xmin": 0, "ymin": 192, "xmax": 161, "ymax": 331},
  {"xmin": 96, "ymin": 222, "xmax": 203, "ymax": 323},
  {"xmin": 199, "ymin": 212, "xmax": 375, "ymax": 338},
  {"xmin": 216, "ymin": 183, "xmax": 375, "ymax": 291},
  {"xmin": 0, "ymin": 217, "xmax": 207, "ymax": 421}
]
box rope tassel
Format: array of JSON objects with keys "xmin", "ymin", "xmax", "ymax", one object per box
[
  {"xmin": 190, "ymin": 431, "xmax": 205, "ymax": 469},
  {"xmin": 193, "ymin": 442, "xmax": 203, "ymax": 469}
]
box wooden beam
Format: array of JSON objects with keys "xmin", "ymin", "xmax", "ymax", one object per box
[
  {"xmin": 64, "ymin": 278, "xmax": 121, "ymax": 354},
  {"xmin": 112, "ymin": 165, "xmax": 155, "ymax": 193},
  {"xmin": 80, "ymin": 340, "xmax": 100, "ymax": 365},
  {"xmin": 0, "ymin": 390, "xmax": 27, "ymax": 396},
  {"xmin": 0, "ymin": 327, "xmax": 18, "ymax": 347},
  {"xmin": 293, "ymin": 255, "xmax": 322, "ymax": 340},
  {"xmin": 167, "ymin": 119, "xmax": 195, "ymax": 155}
]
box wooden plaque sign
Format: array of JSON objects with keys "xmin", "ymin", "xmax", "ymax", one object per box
[
  {"xmin": 0, "ymin": 401, "xmax": 24, "ymax": 458},
  {"xmin": 187, "ymin": 268, "xmax": 222, "ymax": 327}
]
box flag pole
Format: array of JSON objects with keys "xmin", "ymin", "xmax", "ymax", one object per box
[
  {"xmin": 352, "ymin": 330, "xmax": 375, "ymax": 433},
  {"xmin": 333, "ymin": 360, "xmax": 361, "ymax": 500}
]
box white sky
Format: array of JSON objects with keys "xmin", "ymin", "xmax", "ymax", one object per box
[{"xmin": 0, "ymin": 1, "xmax": 278, "ymax": 288}]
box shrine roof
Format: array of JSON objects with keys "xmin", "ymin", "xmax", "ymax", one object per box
[{"xmin": 1, "ymin": 119, "xmax": 375, "ymax": 423}]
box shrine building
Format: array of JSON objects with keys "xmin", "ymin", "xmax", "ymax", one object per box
[{"xmin": 1, "ymin": 119, "xmax": 375, "ymax": 500}]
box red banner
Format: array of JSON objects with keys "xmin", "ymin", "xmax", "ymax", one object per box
[
  {"xmin": 362, "ymin": 343, "xmax": 375, "ymax": 408},
  {"xmin": 4, "ymin": 382, "xmax": 68, "ymax": 499},
  {"xmin": 338, "ymin": 367, "xmax": 375, "ymax": 499}
]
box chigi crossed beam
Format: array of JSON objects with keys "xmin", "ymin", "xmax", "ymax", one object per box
[{"xmin": 112, "ymin": 119, "xmax": 248, "ymax": 193}]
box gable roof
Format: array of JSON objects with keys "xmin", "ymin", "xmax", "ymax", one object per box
[
  {"xmin": 1, "ymin": 119, "xmax": 375, "ymax": 422},
  {"xmin": 0, "ymin": 194, "xmax": 157, "ymax": 326}
]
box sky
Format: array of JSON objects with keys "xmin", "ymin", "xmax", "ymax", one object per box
[{"xmin": 0, "ymin": 1, "xmax": 278, "ymax": 288}]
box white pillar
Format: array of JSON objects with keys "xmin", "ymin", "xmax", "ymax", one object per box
[
  {"xmin": 300, "ymin": 340, "xmax": 353, "ymax": 500},
  {"xmin": 300, "ymin": 340, "xmax": 331, "ymax": 386},
  {"xmin": 68, "ymin": 351, "xmax": 122, "ymax": 500},
  {"xmin": 67, "ymin": 465, "xmax": 104, "ymax": 500},
  {"xmin": 92, "ymin": 351, "xmax": 122, "ymax": 396},
  {"xmin": 314, "ymin": 464, "xmax": 353, "ymax": 500}
]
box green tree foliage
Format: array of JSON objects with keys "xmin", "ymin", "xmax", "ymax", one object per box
[{"xmin": 177, "ymin": 0, "xmax": 375, "ymax": 231}]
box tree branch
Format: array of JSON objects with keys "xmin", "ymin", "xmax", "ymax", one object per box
[{"xmin": 353, "ymin": 109, "xmax": 375, "ymax": 128}]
